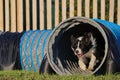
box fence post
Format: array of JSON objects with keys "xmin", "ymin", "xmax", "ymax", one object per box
[
  {"xmin": 0, "ymin": 0, "xmax": 4, "ymax": 31},
  {"xmin": 62, "ymin": 0, "xmax": 66, "ymax": 21},
  {"xmin": 5, "ymin": 0, "xmax": 10, "ymax": 31},
  {"xmin": 93, "ymin": 0, "xmax": 98, "ymax": 18},
  {"xmin": 77, "ymin": 0, "xmax": 82, "ymax": 16},
  {"xmin": 32, "ymin": 0, "xmax": 37, "ymax": 30},
  {"xmin": 101, "ymin": 0, "xmax": 105, "ymax": 20},
  {"xmin": 117, "ymin": 0, "xmax": 120, "ymax": 25},
  {"xmin": 10, "ymin": 0, "xmax": 16, "ymax": 32},
  {"xmin": 69, "ymin": 0, "xmax": 74, "ymax": 17},
  {"xmin": 40, "ymin": 0, "xmax": 44, "ymax": 30},
  {"xmin": 55, "ymin": 0, "xmax": 59, "ymax": 27},
  {"xmin": 47, "ymin": 0, "xmax": 52, "ymax": 29},
  {"xmin": 17, "ymin": 0, "xmax": 23, "ymax": 32},
  {"xmin": 109, "ymin": 0, "xmax": 114, "ymax": 22},
  {"xmin": 26, "ymin": 0, "xmax": 30, "ymax": 30},
  {"xmin": 85, "ymin": 0, "xmax": 90, "ymax": 18}
]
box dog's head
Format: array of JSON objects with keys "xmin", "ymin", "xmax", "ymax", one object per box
[{"xmin": 70, "ymin": 32, "xmax": 96, "ymax": 57}]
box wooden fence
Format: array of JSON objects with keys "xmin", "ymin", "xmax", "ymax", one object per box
[{"xmin": 0, "ymin": 0, "xmax": 120, "ymax": 32}]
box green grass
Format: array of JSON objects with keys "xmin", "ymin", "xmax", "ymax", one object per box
[{"xmin": 0, "ymin": 70, "xmax": 120, "ymax": 80}]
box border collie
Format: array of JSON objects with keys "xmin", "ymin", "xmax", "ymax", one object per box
[{"xmin": 70, "ymin": 32, "xmax": 98, "ymax": 71}]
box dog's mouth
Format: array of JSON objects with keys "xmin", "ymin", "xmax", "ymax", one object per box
[{"xmin": 76, "ymin": 53, "xmax": 83, "ymax": 57}]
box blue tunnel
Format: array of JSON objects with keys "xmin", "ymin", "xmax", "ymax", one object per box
[{"xmin": 20, "ymin": 30, "xmax": 52, "ymax": 72}]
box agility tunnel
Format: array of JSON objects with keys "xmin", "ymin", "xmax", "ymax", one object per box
[
  {"xmin": 20, "ymin": 30, "xmax": 52, "ymax": 72},
  {"xmin": 0, "ymin": 30, "xmax": 52, "ymax": 72},
  {"xmin": 0, "ymin": 32, "xmax": 23, "ymax": 70},
  {"xmin": 44, "ymin": 17, "xmax": 120, "ymax": 75}
]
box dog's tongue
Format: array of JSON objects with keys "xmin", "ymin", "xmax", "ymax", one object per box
[{"xmin": 78, "ymin": 53, "xmax": 83, "ymax": 57}]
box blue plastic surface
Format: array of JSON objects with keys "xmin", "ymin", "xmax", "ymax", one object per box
[
  {"xmin": 94, "ymin": 19, "xmax": 120, "ymax": 64},
  {"xmin": 20, "ymin": 30, "xmax": 52, "ymax": 71}
]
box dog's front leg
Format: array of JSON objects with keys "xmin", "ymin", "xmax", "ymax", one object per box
[
  {"xmin": 78, "ymin": 60, "xmax": 86, "ymax": 70},
  {"xmin": 88, "ymin": 54, "xmax": 96, "ymax": 70}
]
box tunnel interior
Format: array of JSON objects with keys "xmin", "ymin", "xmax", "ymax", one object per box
[{"xmin": 52, "ymin": 22, "xmax": 106, "ymax": 74}]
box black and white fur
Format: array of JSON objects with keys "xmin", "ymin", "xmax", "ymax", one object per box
[{"xmin": 70, "ymin": 32, "xmax": 97, "ymax": 71}]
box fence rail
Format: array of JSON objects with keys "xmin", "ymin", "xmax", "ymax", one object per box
[{"xmin": 0, "ymin": 0, "xmax": 120, "ymax": 32}]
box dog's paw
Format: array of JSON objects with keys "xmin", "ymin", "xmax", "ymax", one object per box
[
  {"xmin": 80, "ymin": 66, "xmax": 86, "ymax": 71},
  {"xmin": 88, "ymin": 65, "xmax": 94, "ymax": 71},
  {"xmin": 79, "ymin": 64, "xmax": 86, "ymax": 71},
  {"xmin": 78, "ymin": 61, "xmax": 86, "ymax": 71}
]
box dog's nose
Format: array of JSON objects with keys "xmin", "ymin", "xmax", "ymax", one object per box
[{"xmin": 76, "ymin": 50, "xmax": 79, "ymax": 54}]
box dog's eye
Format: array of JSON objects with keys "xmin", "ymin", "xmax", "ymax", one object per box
[
  {"xmin": 73, "ymin": 44, "xmax": 77, "ymax": 49},
  {"xmin": 79, "ymin": 43, "xmax": 81, "ymax": 47},
  {"xmin": 83, "ymin": 51, "xmax": 86, "ymax": 53}
]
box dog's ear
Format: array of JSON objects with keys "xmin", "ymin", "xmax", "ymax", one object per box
[
  {"xmin": 84, "ymin": 32, "xmax": 93, "ymax": 43},
  {"xmin": 86, "ymin": 32, "xmax": 96, "ymax": 45},
  {"xmin": 83, "ymin": 33, "xmax": 89, "ymax": 43},
  {"xmin": 70, "ymin": 35, "xmax": 76, "ymax": 44},
  {"xmin": 88, "ymin": 32, "xmax": 94, "ymax": 42}
]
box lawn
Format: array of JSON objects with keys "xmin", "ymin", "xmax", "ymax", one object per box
[{"xmin": 0, "ymin": 70, "xmax": 120, "ymax": 80}]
